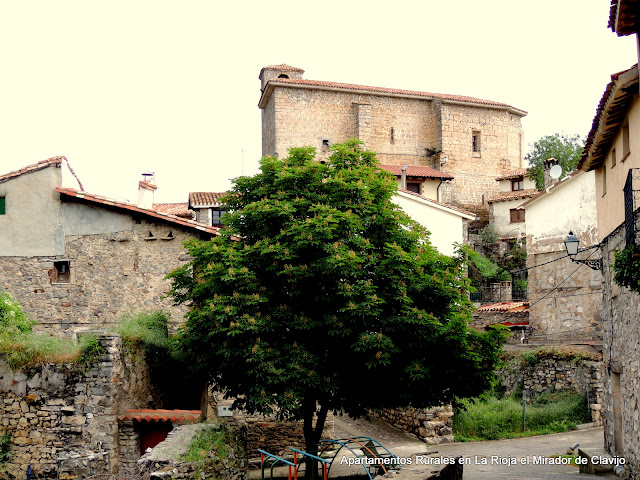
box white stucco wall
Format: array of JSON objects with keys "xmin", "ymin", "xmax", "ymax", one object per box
[
  {"xmin": 525, "ymin": 171, "xmax": 598, "ymax": 254},
  {"xmin": 394, "ymin": 192, "xmax": 471, "ymax": 256},
  {"xmin": 0, "ymin": 166, "xmax": 65, "ymax": 256},
  {"xmin": 498, "ymin": 176, "xmax": 536, "ymax": 193},
  {"xmin": 491, "ymin": 198, "xmax": 527, "ymax": 238}
]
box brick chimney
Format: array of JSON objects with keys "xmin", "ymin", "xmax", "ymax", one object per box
[
  {"xmin": 543, "ymin": 157, "xmax": 559, "ymax": 189},
  {"xmin": 137, "ymin": 173, "xmax": 157, "ymax": 209}
]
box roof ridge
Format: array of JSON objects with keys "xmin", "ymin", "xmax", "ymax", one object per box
[{"xmin": 0, "ymin": 156, "xmax": 64, "ymax": 184}]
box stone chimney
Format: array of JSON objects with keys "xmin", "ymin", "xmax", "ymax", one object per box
[
  {"xmin": 543, "ymin": 157, "xmax": 559, "ymax": 189},
  {"xmin": 137, "ymin": 173, "xmax": 157, "ymax": 209}
]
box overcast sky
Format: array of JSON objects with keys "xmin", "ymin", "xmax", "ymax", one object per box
[{"xmin": 1, "ymin": 1, "xmax": 637, "ymax": 203}]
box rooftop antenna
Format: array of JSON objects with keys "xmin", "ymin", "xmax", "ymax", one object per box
[{"xmin": 141, "ymin": 171, "xmax": 155, "ymax": 183}]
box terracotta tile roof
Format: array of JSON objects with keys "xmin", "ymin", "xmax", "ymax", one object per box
[
  {"xmin": 153, "ymin": 202, "xmax": 194, "ymax": 219},
  {"xmin": 118, "ymin": 409, "xmax": 201, "ymax": 423},
  {"xmin": 487, "ymin": 189, "xmax": 538, "ymax": 203},
  {"xmin": 56, "ymin": 187, "xmax": 220, "ymax": 236},
  {"xmin": 397, "ymin": 188, "xmax": 475, "ymax": 218},
  {"xmin": 261, "ymin": 78, "xmax": 527, "ymax": 115},
  {"xmin": 495, "ymin": 168, "xmax": 528, "ymax": 181},
  {"xmin": 579, "ymin": 64, "xmax": 638, "ymax": 171},
  {"xmin": 188, "ymin": 192, "xmax": 227, "ymax": 208},
  {"xmin": 0, "ymin": 156, "xmax": 64, "ymax": 184},
  {"xmin": 380, "ymin": 164, "xmax": 454, "ymax": 180},
  {"xmin": 259, "ymin": 64, "xmax": 305, "ymax": 78},
  {"xmin": 477, "ymin": 301, "xmax": 530, "ymax": 313}
]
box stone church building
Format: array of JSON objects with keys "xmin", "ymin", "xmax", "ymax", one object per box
[{"xmin": 259, "ymin": 64, "xmax": 527, "ymax": 224}]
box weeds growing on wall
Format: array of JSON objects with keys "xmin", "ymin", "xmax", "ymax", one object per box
[
  {"xmin": 453, "ymin": 391, "xmax": 590, "ymax": 441},
  {"xmin": 0, "ymin": 432, "xmax": 11, "ymax": 466},
  {"xmin": 0, "ymin": 291, "xmax": 101, "ymax": 371}
]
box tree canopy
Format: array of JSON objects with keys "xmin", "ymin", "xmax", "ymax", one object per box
[
  {"xmin": 526, "ymin": 133, "xmax": 584, "ymax": 190},
  {"xmin": 168, "ymin": 140, "xmax": 506, "ymax": 452}
]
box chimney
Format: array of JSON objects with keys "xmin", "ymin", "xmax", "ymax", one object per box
[
  {"xmin": 401, "ymin": 165, "xmax": 408, "ymax": 190},
  {"xmin": 137, "ymin": 172, "xmax": 157, "ymax": 209},
  {"xmin": 543, "ymin": 158, "xmax": 559, "ymax": 189}
]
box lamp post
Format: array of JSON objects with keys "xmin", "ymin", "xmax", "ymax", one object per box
[{"xmin": 564, "ymin": 231, "xmax": 603, "ymax": 271}]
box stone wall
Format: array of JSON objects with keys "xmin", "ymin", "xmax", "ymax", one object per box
[
  {"xmin": 0, "ymin": 334, "xmax": 157, "ymax": 479},
  {"xmin": 600, "ymin": 210, "xmax": 640, "ymax": 477},
  {"xmin": 261, "ymin": 77, "xmax": 525, "ymax": 221},
  {"xmin": 0, "ymin": 221, "xmax": 200, "ymax": 336},
  {"xmin": 370, "ymin": 406, "xmax": 453, "ymax": 444},
  {"xmin": 497, "ymin": 350, "xmax": 605, "ymax": 424}
]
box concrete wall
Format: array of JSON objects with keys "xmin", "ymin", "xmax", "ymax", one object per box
[
  {"xmin": 600, "ymin": 210, "xmax": 640, "ymax": 473},
  {"xmin": 0, "ymin": 165, "xmax": 64, "ymax": 257},
  {"xmin": 525, "ymin": 171, "xmax": 602, "ymax": 338},
  {"xmin": 394, "ymin": 192, "xmax": 469, "ymax": 256},
  {"xmin": 594, "ymin": 94, "xmax": 640, "ymax": 239}
]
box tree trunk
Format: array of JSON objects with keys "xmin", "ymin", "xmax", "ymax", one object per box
[{"xmin": 302, "ymin": 396, "xmax": 329, "ymax": 480}]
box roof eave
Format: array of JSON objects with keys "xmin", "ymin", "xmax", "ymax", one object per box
[
  {"xmin": 396, "ymin": 190, "xmax": 476, "ymax": 220},
  {"xmin": 259, "ymin": 81, "xmax": 528, "ymax": 116}
]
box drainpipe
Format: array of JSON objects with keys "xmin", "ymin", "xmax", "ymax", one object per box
[
  {"xmin": 436, "ymin": 179, "xmax": 443, "ymax": 202},
  {"xmin": 401, "ymin": 165, "xmax": 407, "ymax": 190}
]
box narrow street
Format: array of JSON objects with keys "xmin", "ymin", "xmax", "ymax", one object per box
[{"xmin": 332, "ymin": 414, "xmax": 614, "ymax": 479}]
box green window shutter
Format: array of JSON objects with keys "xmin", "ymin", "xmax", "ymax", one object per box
[{"xmin": 0, "ymin": 197, "xmax": 5, "ymax": 215}]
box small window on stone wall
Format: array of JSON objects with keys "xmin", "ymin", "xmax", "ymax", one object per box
[
  {"xmin": 52, "ymin": 261, "xmax": 71, "ymax": 283},
  {"xmin": 472, "ymin": 130, "xmax": 481, "ymax": 154},
  {"xmin": 0, "ymin": 196, "xmax": 5, "ymax": 215}
]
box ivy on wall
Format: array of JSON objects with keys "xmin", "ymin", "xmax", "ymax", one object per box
[{"xmin": 612, "ymin": 244, "xmax": 640, "ymax": 293}]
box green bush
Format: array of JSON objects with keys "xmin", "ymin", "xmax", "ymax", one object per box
[
  {"xmin": 453, "ymin": 391, "xmax": 590, "ymax": 441},
  {"xmin": 613, "ymin": 244, "xmax": 640, "ymax": 293},
  {"xmin": 117, "ymin": 311, "xmax": 170, "ymax": 347},
  {"xmin": 0, "ymin": 432, "xmax": 11, "ymax": 465},
  {"xmin": 0, "ymin": 291, "xmax": 34, "ymax": 335}
]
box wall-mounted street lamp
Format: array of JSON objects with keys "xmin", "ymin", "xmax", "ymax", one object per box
[{"xmin": 564, "ymin": 231, "xmax": 603, "ymax": 271}]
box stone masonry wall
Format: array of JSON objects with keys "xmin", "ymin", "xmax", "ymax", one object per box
[
  {"xmin": 497, "ymin": 353, "xmax": 605, "ymax": 424},
  {"xmin": 370, "ymin": 406, "xmax": 453, "ymax": 444},
  {"xmin": 0, "ymin": 334, "xmax": 157, "ymax": 479},
  {"xmin": 600, "ymin": 210, "xmax": 640, "ymax": 477},
  {"xmin": 263, "ymin": 83, "xmax": 524, "ymax": 222},
  {"xmin": 0, "ymin": 221, "xmax": 199, "ymax": 336}
]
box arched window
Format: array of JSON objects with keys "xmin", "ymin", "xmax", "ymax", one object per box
[{"xmin": 278, "ymin": 74, "xmax": 290, "ymax": 79}]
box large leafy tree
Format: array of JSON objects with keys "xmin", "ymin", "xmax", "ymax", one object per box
[
  {"xmin": 526, "ymin": 133, "xmax": 584, "ymax": 190},
  {"xmin": 168, "ymin": 140, "xmax": 505, "ymax": 458}
]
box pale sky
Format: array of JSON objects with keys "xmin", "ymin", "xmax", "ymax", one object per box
[{"xmin": 0, "ymin": 1, "xmax": 637, "ymax": 203}]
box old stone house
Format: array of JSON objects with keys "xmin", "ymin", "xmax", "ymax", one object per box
[
  {"xmin": 521, "ymin": 170, "xmax": 602, "ymax": 340},
  {"xmin": 578, "ymin": 54, "xmax": 640, "ymax": 474},
  {"xmin": 0, "ymin": 157, "xmax": 219, "ymax": 336},
  {"xmin": 488, "ymin": 168, "xmax": 538, "ymax": 239},
  {"xmin": 258, "ymin": 64, "xmax": 527, "ymax": 227}
]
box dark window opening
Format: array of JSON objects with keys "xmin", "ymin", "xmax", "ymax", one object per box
[
  {"xmin": 511, "ymin": 178, "xmax": 524, "ymax": 191},
  {"xmin": 322, "ymin": 138, "xmax": 330, "ymax": 153},
  {"xmin": 53, "ymin": 261, "xmax": 71, "ymax": 283},
  {"xmin": 211, "ymin": 209, "xmax": 227, "ymax": 227},
  {"xmin": 390, "ymin": 127, "xmax": 395, "ymax": 144},
  {"xmin": 612, "ymin": 148, "xmax": 617, "ymax": 168},
  {"xmin": 622, "ymin": 124, "xmax": 630, "ymax": 159},
  {"xmin": 472, "ymin": 131, "xmax": 481, "ymax": 153},
  {"xmin": 277, "ymin": 74, "xmax": 290, "ymax": 79},
  {"xmin": 0, "ymin": 196, "xmax": 5, "ymax": 215},
  {"xmin": 509, "ymin": 209, "xmax": 525, "ymax": 223},
  {"xmin": 406, "ymin": 182, "xmax": 420, "ymax": 194}
]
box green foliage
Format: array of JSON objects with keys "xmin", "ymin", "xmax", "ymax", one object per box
[
  {"xmin": 169, "ymin": 140, "xmax": 508, "ymax": 450},
  {"xmin": 526, "ymin": 133, "xmax": 584, "ymax": 191},
  {"xmin": 519, "ymin": 350, "xmax": 538, "ymax": 367},
  {"xmin": 465, "ymin": 248, "xmax": 510, "ymax": 282},
  {"xmin": 0, "ymin": 432, "xmax": 11, "ymax": 465},
  {"xmin": 183, "ymin": 424, "xmax": 238, "ymax": 463},
  {"xmin": 453, "ymin": 391, "xmax": 589, "ymax": 441},
  {"xmin": 0, "ymin": 291, "xmax": 34, "ymax": 335},
  {"xmin": 613, "ymin": 244, "xmax": 640, "ymax": 293},
  {"xmin": 117, "ymin": 311, "xmax": 170, "ymax": 348},
  {"xmin": 477, "ymin": 225, "xmax": 498, "ymax": 245}
]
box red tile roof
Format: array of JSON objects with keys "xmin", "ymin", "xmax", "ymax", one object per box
[
  {"xmin": 487, "ymin": 189, "xmax": 538, "ymax": 203},
  {"xmin": 609, "ymin": 0, "xmax": 640, "ymax": 36},
  {"xmin": 380, "ymin": 164, "xmax": 454, "ymax": 180},
  {"xmin": 118, "ymin": 409, "xmax": 201, "ymax": 423},
  {"xmin": 189, "ymin": 192, "xmax": 227, "ymax": 207},
  {"xmin": 477, "ymin": 301, "xmax": 530, "ymax": 313},
  {"xmin": 56, "ymin": 187, "xmax": 220, "ymax": 236},
  {"xmin": 261, "ymin": 78, "xmax": 527, "ymax": 114},
  {"xmin": 154, "ymin": 202, "xmax": 194, "ymax": 219},
  {"xmin": 0, "ymin": 157, "xmax": 64, "ymax": 184},
  {"xmin": 259, "ymin": 64, "xmax": 305, "ymax": 78},
  {"xmin": 397, "ymin": 188, "xmax": 475, "ymax": 218},
  {"xmin": 495, "ymin": 168, "xmax": 528, "ymax": 181}
]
